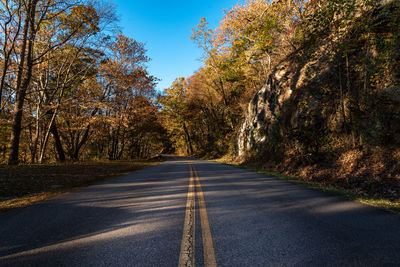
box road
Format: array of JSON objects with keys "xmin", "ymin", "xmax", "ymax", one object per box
[{"xmin": 1, "ymin": 156, "xmax": 400, "ymax": 266}]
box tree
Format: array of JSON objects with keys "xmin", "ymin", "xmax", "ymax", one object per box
[
  {"xmin": 159, "ymin": 78, "xmax": 194, "ymax": 155},
  {"xmin": 6, "ymin": 0, "xmax": 108, "ymax": 164}
]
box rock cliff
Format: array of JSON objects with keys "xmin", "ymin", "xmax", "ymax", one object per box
[{"xmin": 237, "ymin": 68, "xmax": 292, "ymax": 157}]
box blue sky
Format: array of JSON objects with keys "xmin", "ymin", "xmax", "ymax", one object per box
[{"xmin": 114, "ymin": 0, "xmax": 242, "ymax": 92}]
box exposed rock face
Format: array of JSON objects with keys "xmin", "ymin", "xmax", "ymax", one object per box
[
  {"xmin": 237, "ymin": 69, "xmax": 292, "ymax": 157},
  {"xmin": 237, "ymin": 80, "xmax": 275, "ymax": 157}
]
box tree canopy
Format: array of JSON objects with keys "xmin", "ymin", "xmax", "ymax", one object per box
[{"xmin": 0, "ymin": 0, "xmax": 165, "ymax": 164}]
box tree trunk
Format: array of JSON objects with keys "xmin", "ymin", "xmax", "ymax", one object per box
[
  {"xmin": 338, "ymin": 60, "xmax": 347, "ymax": 131},
  {"xmin": 39, "ymin": 107, "xmax": 59, "ymax": 163},
  {"xmin": 0, "ymin": 3, "xmax": 22, "ymax": 111},
  {"xmin": 116, "ymin": 130, "xmax": 125, "ymax": 159},
  {"xmin": 183, "ymin": 122, "xmax": 193, "ymax": 155},
  {"xmin": 30, "ymin": 103, "xmax": 41, "ymax": 163},
  {"xmin": 8, "ymin": 0, "xmax": 38, "ymax": 165},
  {"xmin": 51, "ymin": 122, "xmax": 65, "ymax": 162},
  {"xmin": 73, "ymin": 124, "xmax": 91, "ymax": 160}
]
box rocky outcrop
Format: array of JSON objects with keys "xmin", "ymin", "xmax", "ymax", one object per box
[{"xmin": 237, "ymin": 68, "xmax": 293, "ymax": 157}]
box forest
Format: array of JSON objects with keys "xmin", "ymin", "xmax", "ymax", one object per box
[
  {"xmin": 1, "ymin": 0, "xmax": 400, "ymax": 200},
  {"xmin": 0, "ymin": 0, "xmax": 167, "ymax": 165}
]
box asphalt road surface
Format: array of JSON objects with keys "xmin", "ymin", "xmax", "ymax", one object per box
[{"xmin": 1, "ymin": 156, "xmax": 400, "ymax": 266}]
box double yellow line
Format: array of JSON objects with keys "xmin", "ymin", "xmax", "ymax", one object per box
[{"xmin": 178, "ymin": 162, "xmax": 217, "ymax": 267}]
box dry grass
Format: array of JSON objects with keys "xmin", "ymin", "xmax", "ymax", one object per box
[
  {"xmin": 0, "ymin": 158, "xmax": 163, "ymax": 212},
  {"xmin": 337, "ymin": 150, "xmax": 364, "ymax": 176}
]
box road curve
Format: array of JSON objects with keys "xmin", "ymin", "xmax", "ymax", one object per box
[{"xmin": 1, "ymin": 156, "xmax": 400, "ymax": 266}]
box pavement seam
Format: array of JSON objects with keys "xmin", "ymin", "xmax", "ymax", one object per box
[{"xmin": 178, "ymin": 162, "xmax": 196, "ymax": 267}]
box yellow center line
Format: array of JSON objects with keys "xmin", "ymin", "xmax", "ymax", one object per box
[
  {"xmin": 178, "ymin": 161, "xmax": 217, "ymax": 267},
  {"xmin": 178, "ymin": 162, "xmax": 196, "ymax": 267},
  {"xmin": 192, "ymin": 164, "xmax": 218, "ymax": 267}
]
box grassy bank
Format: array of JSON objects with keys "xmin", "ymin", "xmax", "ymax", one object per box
[
  {"xmin": 0, "ymin": 158, "xmax": 164, "ymax": 212},
  {"xmin": 211, "ymin": 159, "xmax": 400, "ymax": 213}
]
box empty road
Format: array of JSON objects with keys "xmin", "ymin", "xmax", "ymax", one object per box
[{"xmin": 1, "ymin": 156, "xmax": 400, "ymax": 266}]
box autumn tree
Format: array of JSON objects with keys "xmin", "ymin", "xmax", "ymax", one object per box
[
  {"xmin": 4, "ymin": 0, "xmax": 111, "ymax": 164},
  {"xmin": 159, "ymin": 78, "xmax": 195, "ymax": 155},
  {"xmin": 0, "ymin": 0, "xmax": 165, "ymax": 164},
  {"xmin": 56, "ymin": 34, "xmax": 158, "ymax": 161}
]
